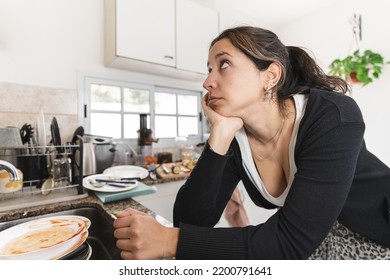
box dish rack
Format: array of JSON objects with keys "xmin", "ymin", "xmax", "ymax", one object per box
[{"xmin": 0, "ymin": 138, "xmax": 87, "ymax": 212}]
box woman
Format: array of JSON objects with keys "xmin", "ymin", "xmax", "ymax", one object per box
[{"xmin": 113, "ymin": 26, "xmax": 390, "ymax": 260}]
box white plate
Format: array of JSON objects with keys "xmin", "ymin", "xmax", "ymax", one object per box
[
  {"xmin": 103, "ymin": 165, "xmax": 149, "ymax": 179},
  {"xmin": 0, "ymin": 215, "xmax": 90, "ymax": 260},
  {"xmin": 83, "ymin": 174, "xmax": 138, "ymax": 193},
  {"xmin": 35, "ymin": 110, "xmax": 46, "ymax": 153}
]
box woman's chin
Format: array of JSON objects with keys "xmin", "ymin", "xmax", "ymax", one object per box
[{"xmin": 215, "ymin": 107, "xmax": 236, "ymax": 118}]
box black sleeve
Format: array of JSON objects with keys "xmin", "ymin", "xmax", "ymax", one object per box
[{"xmin": 173, "ymin": 141, "xmax": 241, "ymax": 227}]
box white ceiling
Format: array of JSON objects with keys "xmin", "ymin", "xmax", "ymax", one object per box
[{"xmin": 193, "ymin": 0, "xmax": 343, "ymax": 28}]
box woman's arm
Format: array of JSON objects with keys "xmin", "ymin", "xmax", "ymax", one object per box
[{"xmin": 173, "ymin": 141, "xmax": 242, "ymax": 227}]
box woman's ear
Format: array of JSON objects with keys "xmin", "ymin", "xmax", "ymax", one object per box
[{"xmin": 265, "ymin": 62, "xmax": 281, "ymax": 88}]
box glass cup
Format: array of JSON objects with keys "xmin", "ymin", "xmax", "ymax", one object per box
[
  {"xmin": 53, "ymin": 158, "xmax": 72, "ymax": 188},
  {"xmin": 181, "ymin": 146, "xmax": 194, "ymax": 165}
]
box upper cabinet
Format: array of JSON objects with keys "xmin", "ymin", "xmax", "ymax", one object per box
[
  {"xmin": 104, "ymin": 0, "xmax": 219, "ymax": 80},
  {"xmin": 116, "ymin": 0, "xmax": 176, "ymax": 67}
]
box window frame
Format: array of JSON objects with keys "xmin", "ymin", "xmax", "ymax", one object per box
[{"xmin": 80, "ymin": 75, "xmax": 205, "ymax": 148}]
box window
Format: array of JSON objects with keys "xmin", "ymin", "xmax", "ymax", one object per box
[{"xmin": 83, "ymin": 77, "xmax": 203, "ymax": 146}]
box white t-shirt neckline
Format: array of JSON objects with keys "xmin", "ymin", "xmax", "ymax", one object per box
[{"xmin": 235, "ymin": 94, "xmax": 308, "ymax": 207}]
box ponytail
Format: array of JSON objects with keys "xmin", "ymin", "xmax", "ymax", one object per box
[{"xmin": 278, "ymin": 46, "xmax": 350, "ymax": 97}]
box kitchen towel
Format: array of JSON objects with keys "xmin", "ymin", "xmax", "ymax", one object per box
[{"xmin": 94, "ymin": 182, "xmax": 157, "ymax": 203}]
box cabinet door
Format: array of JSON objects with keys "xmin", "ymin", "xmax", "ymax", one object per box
[
  {"xmin": 116, "ymin": 0, "xmax": 176, "ymax": 67},
  {"xmin": 176, "ymin": 0, "xmax": 219, "ymax": 74}
]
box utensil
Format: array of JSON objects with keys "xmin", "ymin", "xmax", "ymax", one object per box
[
  {"xmin": 94, "ymin": 178, "xmax": 137, "ymax": 184},
  {"xmin": 20, "ymin": 123, "xmax": 34, "ymax": 145},
  {"xmin": 89, "ymin": 179, "xmax": 135, "ymax": 188},
  {"xmin": 105, "ymin": 182, "xmax": 135, "ymax": 188},
  {"xmin": 121, "ymin": 177, "xmax": 141, "ymax": 181},
  {"xmin": 148, "ymin": 163, "xmax": 161, "ymax": 180},
  {"xmin": 50, "ymin": 117, "xmax": 63, "ymax": 155}
]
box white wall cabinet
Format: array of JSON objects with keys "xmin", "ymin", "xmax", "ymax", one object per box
[
  {"xmin": 104, "ymin": 0, "xmax": 219, "ymax": 80},
  {"xmin": 116, "ymin": 0, "xmax": 176, "ymax": 67}
]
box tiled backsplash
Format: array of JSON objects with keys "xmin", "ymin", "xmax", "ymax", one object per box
[{"xmin": 0, "ymin": 82, "xmax": 79, "ymax": 143}]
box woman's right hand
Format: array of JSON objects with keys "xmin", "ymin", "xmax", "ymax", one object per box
[
  {"xmin": 113, "ymin": 208, "xmax": 179, "ymax": 260},
  {"xmin": 202, "ymin": 92, "xmax": 243, "ymax": 155}
]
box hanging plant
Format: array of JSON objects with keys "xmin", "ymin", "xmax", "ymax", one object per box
[{"xmin": 329, "ymin": 49, "xmax": 389, "ymax": 86}]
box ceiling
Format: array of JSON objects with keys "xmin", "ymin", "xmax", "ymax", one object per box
[{"xmin": 193, "ymin": 0, "xmax": 343, "ymax": 28}]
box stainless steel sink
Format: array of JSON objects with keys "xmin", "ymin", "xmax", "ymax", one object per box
[{"xmin": 0, "ymin": 207, "xmax": 121, "ymax": 260}]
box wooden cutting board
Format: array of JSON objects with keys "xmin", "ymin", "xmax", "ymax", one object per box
[{"xmin": 155, "ymin": 163, "xmax": 191, "ymax": 180}]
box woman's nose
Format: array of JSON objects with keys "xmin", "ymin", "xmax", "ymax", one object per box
[{"xmin": 203, "ymin": 74, "xmax": 215, "ymax": 90}]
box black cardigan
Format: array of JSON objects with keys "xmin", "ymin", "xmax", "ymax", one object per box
[{"xmin": 173, "ymin": 89, "xmax": 390, "ymax": 259}]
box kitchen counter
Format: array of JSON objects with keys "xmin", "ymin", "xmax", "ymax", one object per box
[{"xmin": 0, "ymin": 177, "xmax": 183, "ymax": 224}]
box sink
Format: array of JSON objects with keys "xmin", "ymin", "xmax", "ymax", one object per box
[{"xmin": 0, "ymin": 207, "xmax": 121, "ymax": 260}]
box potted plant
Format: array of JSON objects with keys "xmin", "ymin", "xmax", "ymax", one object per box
[{"xmin": 328, "ymin": 49, "xmax": 389, "ymax": 86}]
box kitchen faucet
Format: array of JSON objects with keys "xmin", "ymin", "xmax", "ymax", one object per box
[{"xmin": 0, "ymin": 160, "xmax": 21, "ymax": 181}]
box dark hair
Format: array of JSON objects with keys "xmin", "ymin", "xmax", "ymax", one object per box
[{"xmin": 210, "ymin": 26, "xmax": 350, "ymax": 99}]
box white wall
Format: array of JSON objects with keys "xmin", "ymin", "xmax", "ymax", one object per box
[
  {"xmin": 278, "ymin": 0, "xmax": 390, "ymax": 165},
  {"xmin": 0, "ymin": 0, "xmax": 204, "ymax": 91}
]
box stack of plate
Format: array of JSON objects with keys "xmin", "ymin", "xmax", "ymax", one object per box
[
  {"xmin": 0, "ymin": 215, "xmax": 91, "ymax": 260},
  {"xmin": 83, "ymin": 165, "xmax": 149, "ymax": 193}
]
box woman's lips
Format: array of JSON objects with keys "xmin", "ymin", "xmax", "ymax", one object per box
[{"xmin": 207, "ymin": 95, "xmax": 222, "ymax": 106}]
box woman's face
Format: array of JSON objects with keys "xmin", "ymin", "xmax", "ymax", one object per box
[{"xmin": 203, "ymin": 38, "xmax": 265, "ymax": 118}]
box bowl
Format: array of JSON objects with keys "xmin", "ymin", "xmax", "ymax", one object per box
[{"xmin": 0, "ymin": 169, "xmax": 23, "ymax": 194}]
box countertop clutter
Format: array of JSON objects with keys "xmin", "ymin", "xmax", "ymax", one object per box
[
  {"xmin": 0, "ymin": 174, "xmax": 182, "ymax": 223},
  {"xmin": 0, "ymin": 188, "xmax": 153, "ymax": 223},
  {"xmin": 0, "ymin": 173, "xmax": 185, "ymax": 259}
]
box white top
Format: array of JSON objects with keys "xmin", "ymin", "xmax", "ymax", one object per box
[{"xmin": 235, "ymin": 94, "xmax": 308, "ymax": 207}]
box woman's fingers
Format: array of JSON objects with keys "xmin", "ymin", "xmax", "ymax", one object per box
[{"xmin": 114, "ymin": 207, "xmax": 146, "ymax": 218}]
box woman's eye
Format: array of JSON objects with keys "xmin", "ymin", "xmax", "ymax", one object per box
[{"xmin": 220, "ymin": 61, "xmax": 229, "ymax": 69}]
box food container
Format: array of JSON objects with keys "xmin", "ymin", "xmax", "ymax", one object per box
[{"xmin": 0, "ymin": 169, "xmax": 23, "ymax": 194}]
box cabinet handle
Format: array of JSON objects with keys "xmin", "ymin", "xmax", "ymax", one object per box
[{"xmin": 164, "ymin": 55, "xmax": 174, "ymax": 60}]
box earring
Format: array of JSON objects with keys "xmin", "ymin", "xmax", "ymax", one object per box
[{"xmin": 263, "ymin": 88, "xmax": 273, "ymax": 101}]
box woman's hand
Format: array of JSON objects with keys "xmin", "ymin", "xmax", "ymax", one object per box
[
  {"xmin": 113, "ymin": 208, "xmax": 179, "ymax": 260},
  {"xmin": 202, "ymin": 92, "xmax": 243, "ymax": 154}
]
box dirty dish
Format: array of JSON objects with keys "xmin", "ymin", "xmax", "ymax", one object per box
[
  {"xmin": 35, "ymin": 110, "xmax": 46, "ymax": 153},
  {"xmin": 103, "ymin": 165, "xmax": 149, "ymax": 179},
  {"xmin": 0, "ymin": 215, "xmax": 90, "ymax": 260},
  {"xmin": 83, "ymin": 174, "xmax": 138, "ymax": 193},
  {"xmin": 41, "ymin": 178, "xmax": 54, "ymax": 195}
]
